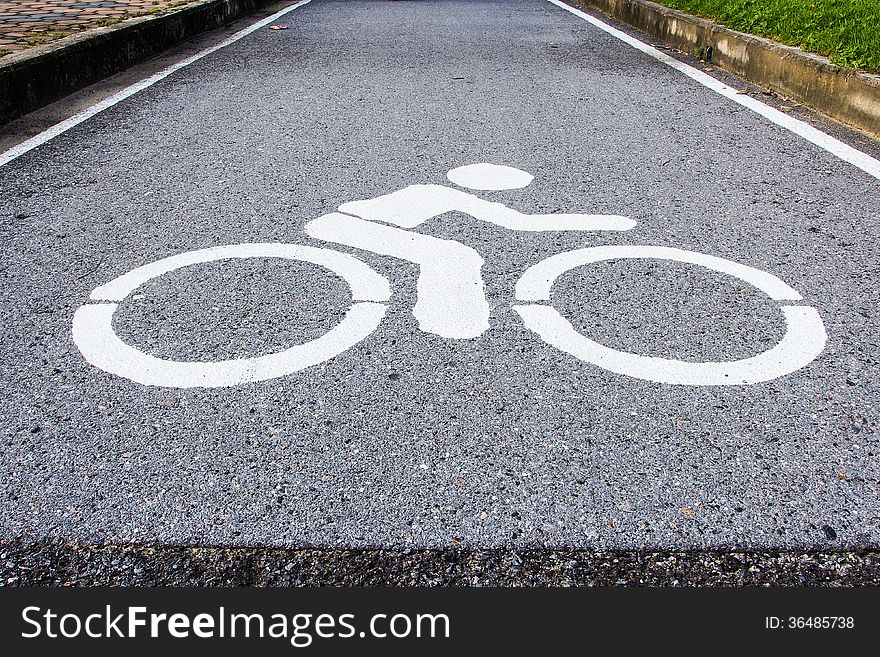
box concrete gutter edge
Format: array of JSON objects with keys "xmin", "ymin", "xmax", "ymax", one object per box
[
  {"xmin": 571, "ymin": 0, "xmax": 880, "ymax": 140},
  {"xmin": 0, "ymin": 0, "xmax": 279, "ymax": 125}
]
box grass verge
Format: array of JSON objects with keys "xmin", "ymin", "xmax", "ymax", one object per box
[{"xmin": 650, "ymin": 0, "xmax": 880, "ymax": 73}]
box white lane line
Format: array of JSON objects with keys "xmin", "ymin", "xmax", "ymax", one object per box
[
  {"xmin": 0, "ymin": 0, "xmax": 314, "ymax": 168},
  {"xmin": 546, "ymin": 0, "xmax": 880, "ymax": 182}
]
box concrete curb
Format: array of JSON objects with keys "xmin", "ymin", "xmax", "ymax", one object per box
[
  {"xmin": 571, "ymin": 0, "xmax": 880, "ymax": 140},
  {"xmin": 0, "ymin": 0, "xmax": 279, "ymax": 125}
]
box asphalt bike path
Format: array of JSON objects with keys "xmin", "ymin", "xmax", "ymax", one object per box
[{"xmin": 1, "ymin": 0, "xmax": 878, "ymax": 553}]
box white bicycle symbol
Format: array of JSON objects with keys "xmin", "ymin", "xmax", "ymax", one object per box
[{"xmin": 72, "ymin": 163, "xmax": 827, "ymax": 388}]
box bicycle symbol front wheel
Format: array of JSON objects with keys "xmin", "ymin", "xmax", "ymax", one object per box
[
  {"xmin": 72, "ymin": 243, "xmax": 391, "ymax": 388},
  {"xmin": 512, "ymin": 245, "xmax": 827, "ymax": 386}
]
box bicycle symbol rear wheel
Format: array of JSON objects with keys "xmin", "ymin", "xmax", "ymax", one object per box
[{"xmin": 72, "ymin": 243, "xmax": 391, "ymax": 388}]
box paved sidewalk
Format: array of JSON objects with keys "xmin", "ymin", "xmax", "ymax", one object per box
[{"xmin": 0, "ymin": 0, "xmax": 194, "ymax": 55}]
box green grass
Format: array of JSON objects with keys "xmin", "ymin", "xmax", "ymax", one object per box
[
  {"xmin": 650, "ymin": 0, "xmax": 880, "ymax": 72},
  {"xmin": 23, "ymin": 30, "xmax": 72, "ymax": 47}
]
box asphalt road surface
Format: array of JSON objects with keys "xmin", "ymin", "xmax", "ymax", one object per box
[{"xmin": 1, "ymin": 0, "xmax": 878, "ymax": 560}]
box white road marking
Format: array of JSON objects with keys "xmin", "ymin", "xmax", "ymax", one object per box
[
  {"xmin": 70, "ymin": 168, "xmax": 828, "ymax": 387},
  {"xmin": 447, "ymin": 163, "xmax": 535, "ymax": 190},
  {"xmin": 0, "ymin": 0, "xmax": 314, "ymax": 168},
  {"xmin": 547, "ymin": 0, "xmax": 880, "ymax": 182},
  {"xmin": 515, "ymin": 245, "xmax": 804, "ymax": 301},
  {"xmin": 513, "ymin": 244, "xmax": 827, "ymax": 385},
  {"xmin": 73, "ymin": 301, "xmax": 387, "ymax": 388},
  {"xmin": 514, "ymin": 304, "xmax": 827, "ymax": 385},
  {"xmin": 73, "ymin": 243, "xmax": 389, "ymax": 388},
  {"xmin": 306, "ymin": 212, "xmax": 491, "ymax": 339},
  {"xmin": 340, "ymin": 182, "xmax": 635, "ymax": 231},
  {"xmin": 89, "ymin": 242, "xmax": 391, "ymax": 302}
]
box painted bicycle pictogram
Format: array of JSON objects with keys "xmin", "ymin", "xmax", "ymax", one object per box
[{"xmin": 72, "ymin": 163, "xmax": 827, "ymax": 388}]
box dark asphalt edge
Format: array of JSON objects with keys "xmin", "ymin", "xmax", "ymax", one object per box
[
  {"xmin": 0, "ymin": 0, "xmax": 283, "ymax": 125},
  {"xmin": 569, "ymin": 0, "xmax": 880, "ymax": 141},
  {"xmin": 1, "ymin": 541, "xmax": 877, "ymax": 586}
]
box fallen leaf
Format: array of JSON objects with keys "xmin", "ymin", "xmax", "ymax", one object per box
[
  {"xmin": 269, "ymin": 25, "xmax": 289, "ymax": 30},
  {"xmin": 679, "ymin": 507, "xmax": 695, "ymax": 517}
]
